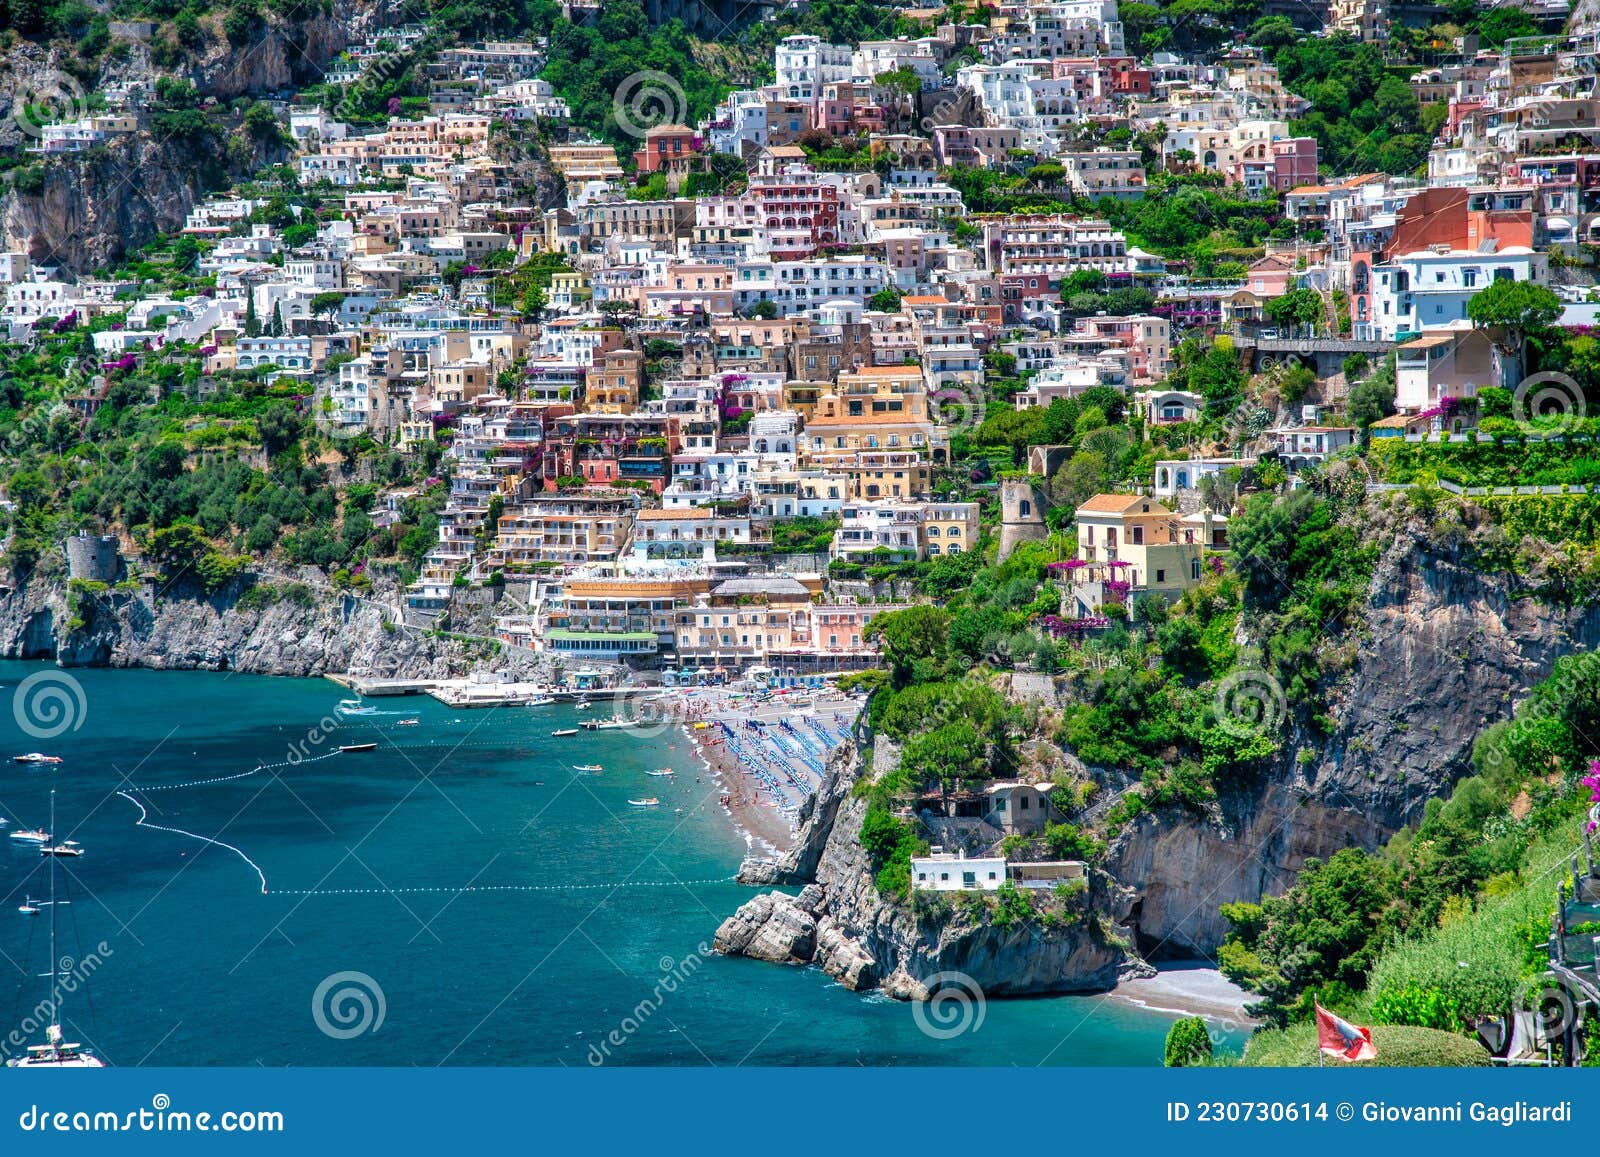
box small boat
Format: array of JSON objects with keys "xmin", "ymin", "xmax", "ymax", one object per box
[
  {"xmin": 18, "ymin": 899, "xmax": 38, "ymax": 915},
  {"xmin": 573, "ymin": 764, "xmax": 603, "ymax": 773},
  {"xmin": 575, "ymin": 701, "xmax": 592, "ymax": 711},
  {"xmin": 336, "ymin": 699, "xmax": 378, "ymax": 717},
  {"xmin": 646, "ymin": 768, "xmax": 675, "ymax": 777},
  {"xmin": 9, "ymin": 829, "xmax": 48, "ymax": 844},
  {"xmin": 551, "ymin": 728, "xmax": 578, "ymax": 737},
  {"xmin": 40, "ymin": 841, "xmax": 82, "ymax": 858},
  {"xmin": 340, "ymin": 743, "xmax": 378, "ymax": 753},
  {"xmin": 13, "ymin": 753, "xmax": 62, "ymax": 765},
  {"xmin": 8, "ymin": 790, "xmax": 103, "ymax": 1068},
  {"xmin": 396, "ymin": 718, "xmax": 420, "ymax": 727},
  {"xmin": 526, "ymin": 696, "xmax": 556, "ymax": 707},
  {"xmin": 627, "ymin": 798, "xmax": 660, "ymax": 807},
  {"xmin": 580, "ymin": 718, "xmax": 642, "ymax": 731}
]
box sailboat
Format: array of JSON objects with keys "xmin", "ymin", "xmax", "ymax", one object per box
[{"xmin": 7, "ymin": 789, "xmax": 104, "ymax": 1067}]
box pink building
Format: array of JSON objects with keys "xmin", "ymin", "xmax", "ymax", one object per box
[{"xmin": 1268, "ymin": 137, "xmax": 1319, "ymax": 193}]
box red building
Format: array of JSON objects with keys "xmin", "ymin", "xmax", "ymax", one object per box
[{"xmin": 634, "ymin": 125, "xmax": 706, "ymax": 179}]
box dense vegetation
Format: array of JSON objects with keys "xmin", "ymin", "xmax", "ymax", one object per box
[{"xmin": 1217, "ymin": 652, "xmax": 1600, "ymax": 1028}]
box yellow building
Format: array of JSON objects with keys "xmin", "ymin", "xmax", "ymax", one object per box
[
  {"xmin": 1073, "ymin": 494, "xmax": 1203, "ymax": 599},
  {"xmin": 922, "ymin": 501, "xmax": 980, "ymax": 557},
  {"xmin": 801, "ymin": 365, "xmax": 947, "ymax": 465}
]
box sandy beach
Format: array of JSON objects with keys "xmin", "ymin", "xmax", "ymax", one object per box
[
  {"xmin": 672, "ymin": 687, "xmax": 864, "ymax": 859},
  {"xmin": 1113, "ymin": 963, "xmax": 1260, "ymax": 1024}
]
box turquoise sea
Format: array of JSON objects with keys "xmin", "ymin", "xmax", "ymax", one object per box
[{"xmin": 0, "ymin": 661, "xmax": 1238, "ymax": 1066}]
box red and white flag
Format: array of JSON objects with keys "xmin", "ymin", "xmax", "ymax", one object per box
[{"xmin": 1315, "ymin": 1003, "xmax": 1377, "ymax": 1061}]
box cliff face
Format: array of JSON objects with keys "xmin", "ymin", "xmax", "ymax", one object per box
[
  {"xmin": 1107, "ymin": 511, "xmax": 1600, "ymax": 955},
  {"xmin": 0, "ymin": 573, "xmax": 531, "ymax": 681},
  {"xmin": 0, "ymin": 5, "xmax": 389, "ymax": 271},
  {"xmin": 717, "ymin": 739, "xmax": 1145, "ymax": 999},
  {"xmin": 0, "ymin": 133, "xmax": 237, "ymax": 274},
  {"xmin": 720, "ymin": 506, "xmax": 1600, "ymax": 988}
]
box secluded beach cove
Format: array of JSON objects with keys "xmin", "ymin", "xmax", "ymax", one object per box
[{"xmin": 0, "ymin": 662, "xmax": 1249, "ymax": 1065}]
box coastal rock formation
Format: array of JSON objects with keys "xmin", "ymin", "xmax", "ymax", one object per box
[
  {"xmin": 1108, "ymin": 507, "xmax": 1600, "ymax": 954},
  {"xmin": 0, "ymin": 572, "xmax": 530, "ymax": 680},
  {"xmin": 719, "ymin": 742, "xmax": 1144, "ymax": 999},
  {"xmin": 722, "ymin": 505, "xmax": 1600, "ymax": 985},
  {"xmin": 713, "ymin": 891, "xmax": 818, "ymax": 964}
]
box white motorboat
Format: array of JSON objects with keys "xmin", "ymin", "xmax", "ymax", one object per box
[
  {"xmin": 9, "ymin": 829, "xmax": 48, "ymax": 844},
  {"xmin": 336, "ymin": 699, "xmax": 378, "ymax": 717},
  {"xmin": 627, "ymin": 798, "xmax": 659, "ymax": 807},
  {"xmin": 526, "ymin": 696, "xmax": 556, "ymax": 707},
  {"xmin": 13, "ymin": 753, "xmax": 62, "ymax": 765}
]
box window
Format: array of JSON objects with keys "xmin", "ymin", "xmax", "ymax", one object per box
[
  {"xmin": 1156, "ymin": 569, "xmax": 1165, "ymax": 583},
  {"xmin": 1192, "ymin": 558, "xmax": 1201, "ymax": 581}
]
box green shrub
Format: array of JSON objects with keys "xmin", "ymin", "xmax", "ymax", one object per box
[
  {"xmin": 1165, "ymin": 1017, "xmax": 1213, "ymax": 1067},
  {"xmin": 1242, "ymin": 1023, "xmax": 1489, "ymax": 1067}
]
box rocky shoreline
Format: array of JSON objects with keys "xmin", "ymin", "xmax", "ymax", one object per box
[
  {"xmin": 0, "ymin": 573, "xmax": 526, "ymax": 682},
  {"xmin": 714, "ymin": 736, "xmax": 1150, "ymax": 1001}
]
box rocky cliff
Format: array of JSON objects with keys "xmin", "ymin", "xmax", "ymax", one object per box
[
  {"xmin": 0, "ymin": 571, "xmax": 533, "ymax": 681},
  {"xmin": 1110, "ymin": 501, "xmax": 1600, "ymax": 954},
  {"xmin": 720, "ymin": 501, "xmax": 1600, "ymax": 988},
  {"xmin": 716, "ymin": 738, "xmax": 1146, "ymax": 1000},
  {"xmin": 0, "ymin": 4, "xmax": 391, "ymax": 271}
]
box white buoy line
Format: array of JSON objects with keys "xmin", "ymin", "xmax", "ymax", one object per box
[{"xmin": 116, "ymin": 750, "xmax": 733, "ymax": 898}]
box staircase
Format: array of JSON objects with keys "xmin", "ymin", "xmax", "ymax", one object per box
[{"xmin": 1548, "ymin": 823, "xmax": 1600, "ymax": 1034}]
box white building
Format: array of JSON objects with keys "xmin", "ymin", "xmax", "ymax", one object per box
[
  {"xmin": 1363, "ymin": 246, "xmax": 1548, "ymax": 342},
  {"xmin": 911, "ymin": 850, "xmax": 1006, "ymax": 892},
  {"xmin": 774, "ymin": 35, "xmax": 852, "ymax": 102}
]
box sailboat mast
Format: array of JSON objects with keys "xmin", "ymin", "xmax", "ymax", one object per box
[{"xmin": 48, "ymin": 787, "xmax": 57, "ymax": 1040}]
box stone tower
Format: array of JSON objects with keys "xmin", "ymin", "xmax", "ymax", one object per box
[
  {"xmin": 997, "ymin": 478, "xmax": 1048, "ymax": 561},
  {"xmin": 681, "ymin": 334, "xmax": 715, "ymax": 380},
  {"xmin": 65, "ymin": 534, "xmax": 122, "ymax": 584}
]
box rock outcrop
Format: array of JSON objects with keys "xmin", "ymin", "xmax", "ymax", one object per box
[
  {"xmin": 1107, "ymin": 507, "xmax": 1600, "ymax": 954},
  {"xmin": 718, "ymin": 742, "xmax": 1145, "ymax": 1000},
  {"xmin": 0, "ymin": 571, "xmax": 535, "ymax": 681},
  {"xmin": 720, "ymin": 502, "xmax": 1600, "ymax": 989}
]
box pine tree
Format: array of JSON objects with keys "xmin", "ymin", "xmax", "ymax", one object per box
[
  {"xmin": 243, "ymin": 292, "xmax": 260, "ymax": 338},
  {"xmin": 269, "ymin": 302, "xmax": 284, "ymax": 337}
]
